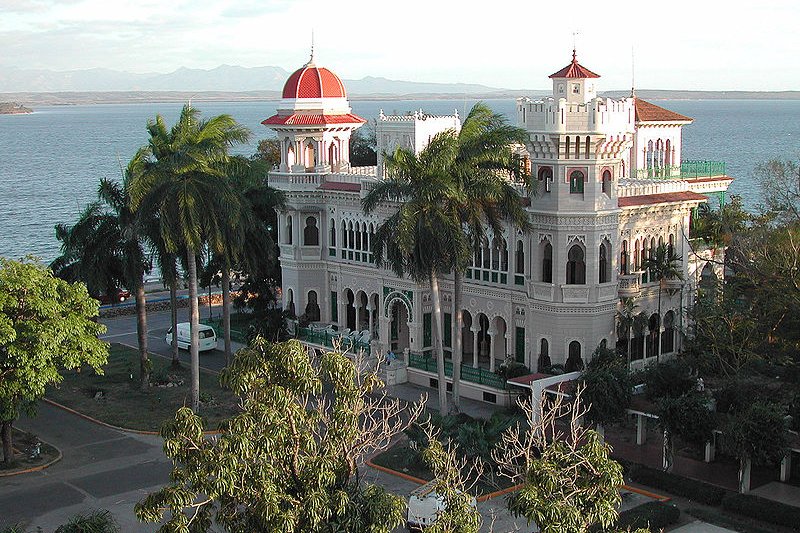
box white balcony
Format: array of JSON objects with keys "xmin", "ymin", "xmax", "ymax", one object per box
[
  {"xmin": 561, "ymin": 285, "xmax": 589, "ymax": 303},
  {"xmin": 618, "ymin": 274, "xmax": 641, "ymax": 298}
]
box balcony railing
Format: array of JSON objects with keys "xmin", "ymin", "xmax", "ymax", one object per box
[
  {"xmin": 297, "ymin": 327, "xmax": 371, "ymax": 356},
  {"xmin": 633, "ymin": 161, "xmax": 727, "ymax": 181},
  {"xmin": 408, "ymin": 353, "xmax": 507, "ymax": 390},
  {"xmin": 618, "ymin": 273, "xmax": 641, "ymax": 297}
]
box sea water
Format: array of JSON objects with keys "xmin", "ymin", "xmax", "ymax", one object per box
[{"xmin": 0, "ymin": 98, "xmax": 798, "ymax": 262}]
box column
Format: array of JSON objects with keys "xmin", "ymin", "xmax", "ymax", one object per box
[
  {"xmin": 367, "ymin": 304, "xmax": 375, "ymax": 339},
  {"xmin": 472, "ymin": 327, "xmax": 479, "ymax": 368},
  {"xmin": 636, "ymin": 414, "xmax": 647, "ymax": 445},
  {"xmin": 338, "ymin": 293, "xmax": 346, "ymax": 331},
  {"xmin": 488, "ymin": 328, "xmax": 496, "ymax": 372},
  {"xmin": 781, "ymin": 452, "xmax": 793, "ymax": 482}
]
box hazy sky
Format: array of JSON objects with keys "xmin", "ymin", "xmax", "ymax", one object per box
[{"xmin": 2, "ymin": 0, "xmax": 798, "ymax": 91}]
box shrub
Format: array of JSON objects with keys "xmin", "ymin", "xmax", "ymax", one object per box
[
  {"xmin": 721, "ymin": 492, "xmax": 800, "ymax": 529},
  {"xmin": 642, "ymin": 359, "xmax": 696, "ymax": 401},
  {"xmin": 628, "ymin": 463, "xmax": 728, "ymax": 505},
  {"xmin": 497, "ymin": 360, "xmax": 530, "ymax": 380},
  {"xmin": 615, "ymin": 501, "xmax": 680, "ymax": 531},
  {"xmin": 713, "ymin": 380, "xmax": 762, "ymax": 414},
  {"xmin": 55, "ymin": 509, "xmax": 120, "ymax": 533}
]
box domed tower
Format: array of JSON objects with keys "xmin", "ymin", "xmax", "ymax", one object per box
[{"xmin": 262, "ymin": 53, "xmax": 366, "ymax": 173}]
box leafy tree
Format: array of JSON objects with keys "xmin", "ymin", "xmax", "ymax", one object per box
[
  {"xmin": 755, "ymin": 159, "xmax": 800, "ymax": 224},
  {"xmin": 616, "ymin": 298, "xmax": 647, "ymax": 366},
  {"xmin": 362, "ymin": 134, "xmax": 469, "ymax": 414},
  {"xmin": 130, "ymin": 105, "xmax": 250, "ymax": 412},
  {"xmin": 136, "ymin": 338, "xmax": 422, "ymax": 532},
  {"xmin": 641, "ymin": 243, "xmax": 682, "ymax": 361},
  {"xmin": 494, "ymin": 389, "xmax": 625, "ymax": 533},
  {"xmin": 640, "ymin": 359, "xmax": 696, "ymax": 401},
  {"xmin": 580, "ymin": 346, "xmax": 632, "ymax": 434},
  {"xmin": 349, "ymin": 123, "xmax": 377, "ymax": 167},
  {"xmin": 721, "ymin": 401, "xmax": 789, "ymax": 493},
  {"xmin": 252, "ymin": 137, "xmax": 281, "ymax": 169},
  {"xmin": 0, "ymin": 258, "xmax": 108, "ymax": 465},
  {"xmin": 655, "ymin": 392, "xmax": 714, "ymax": 472}
]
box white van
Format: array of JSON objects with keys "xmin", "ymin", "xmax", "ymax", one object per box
[
  {"xmin": 165, "ymin": 323, "xmax": 217, "ymax": 352},
  {"xmin": 406, "ymin": 480, "xmax": 476, "ymax": 531}
]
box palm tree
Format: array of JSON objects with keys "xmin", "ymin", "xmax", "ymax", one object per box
[
  {"xmin": 129, "ymin": 105, "xmax": 250, "ymax": 412},
  {"xmin": 52, "ymin": 174, "xmax": 152, "ymax": 388},
  {"xmin": 445, "ymin": 103, "xmax": 532, "ymax": 411},
  {"xmin": 616, "ymin": 298, "xmax": 648, "ymax": 367},
  {"xmin": 642, "ymin": 243, "xmax": 683, "ymax": 361},
  {"xmin": 363, "ymin": 134, "xmax": 469, "ymax": 414}
]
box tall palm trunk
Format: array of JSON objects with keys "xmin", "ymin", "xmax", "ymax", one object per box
[
  {"xmin": 134, "ymin": 279, "xmax": 150, "ymax": 390},
  {"xmin": 222, "ymin": 267, "xmax": 232, "ymax": 366},
  {"xmin": 187, "ymin": 247, "xmax": 201, "ymax": 413},
  {"xmin": 169, "ymin": 279, "xmax": 179, "ymax": 367},
  {"xmin": 656, "ymin": 280, "xmax": 664, "ymax": 363},
  {"xmin": 451, "ymin": 270, "xmax": 463, "ymax": 413},
  {"xmin": 430, "ymin": 272, "xmax": 448, "ymax": 414},
  {"xmin": 1, "ymin": 419, "xmax": 13, "ymax": 465}
]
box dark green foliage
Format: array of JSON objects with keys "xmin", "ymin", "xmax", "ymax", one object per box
[
  {"xmin": 721, "ymin": 492, "xmax": 800, "ymax": 529},
  {"xmin": 54, "ymin": 509, "xmax": 120, "ymax": 533},
  {"xmin": 349, "ymin": 126, "xmax": 377, "ymax": 167},
  {"xmin": 497, "ymin": 361, "xmax": 531, "ymax": 380},
  {"xmin": 252, "ymin": 137, "xmax": 281, "ymax": 169},
  {"xmin": 0, "ymin": 525, "xmax": 25, "ymax": 533},
  {"xmin": 720, "ymin": 401, "xmax": 789, "ymax": 467},
  {"xmin": 790, "ymin": 392, "xmax": 800, "ymax": 432},
  {"xmin": 712, "ymin": 380, "xmax": 763, "ymax": 414},
  {"xmin": 656, "ymin": 392, "xmax": 715, "ymax": 446},
  {"xmin": 627, "ymin": 463, "xmax": 728, "ymax": 505},
  {"xmin": 581, "ymin": 346, "xmax": 632, "ymax": 427},
  {"xmin": 640, "ymin": 359, "xmax": 696, "ymax": 401},
  {"xmin": 613, "ymin": 501, "xmax": 680, "ymax": 531}
]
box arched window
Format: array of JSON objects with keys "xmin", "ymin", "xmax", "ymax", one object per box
[
  {"xmin": 665, "ymin": 139, "xmax": 672, "ymax": 167},
  {"xmin": 305, "ymin": 290, "xmax": 320, "ymax": 322},
  {"xmin": 566, "ymin": 341, "xmax": 584, "ymax": 372},
  {"xmin": 569, "ymin": 170, "xmax": 585, "ymax": 194},
  {"xmin": 348, "ymin": 222, "xmax": 355, "ymax": 250},
  {"xmin": 537, "ymin": 338, "xmax": 551, "ymax": 372},
  {"xmin": 668, "ymin": 234, "xmax": 675, "ymax": 258},
  {"xmin": 566, "ymin": 245, "xmax": 586, "ymax": 285},
  {"xmin": 542, "ymin": 241, "xmax": 553, "ymax": 283},
  {"xmin": 599, "ymin": 242, "xmax": 610, "ymax": 283},
  {"xmin": 329, "ymin": 219, "xmax": 336, "ymax": 247},
  {"xmin": 287, "ymin": 288, "xmax": 296, "ymax": 317},
  {"xmin": 646, "ymin": 140, "xmax": 654, "ymax": 170},
  {"xmin": 305, "ymin": 140, "xmax": 316, "ymax": 169},
  {"xmin": 585, "ymin": 136, "xmax": 591, "ymax": 159},
  {"xmin": 565, "ymin": 137, "xmax": 571, "ymax": 159},
  {"xmin": 482, "ymin": 242, "xmax": 490, "ymax": 269},
  {"xmin": 328, "ymin": 142, "xmax": 338, "ymax": 168},
  {"xmin": 500, "ymin": 239, "xmax": 508, "ymax": 272},
  {"xmin": 286, "ymin": 143, "xmax": 295, "ymax": 168},
  {"xmin": 574, "ymin": 136, "xmax": 580, "ymax": 159},
  {"xmin": 303, "ymin": 216, "xmax": 319, "ymax": 246},
  {"xmin": 601, "ymin": 169, "xmax": 611, "ymax": 195},
  {"xmin": 285, "ymin": 215, "xmax": 293, "ymax": 245},
  {"xmin": 538, "ymin": 166, "xmax": 553, "ymax": 182},
  {"xmin": 620, "ymin": 240, "xmax": 629, "ymax": 275},
  {"xmin": 634, "ymin": 239, "xmax": 640, "ymax": 271},
  {"xmin": 515, "ymin": 240, "xmax": 525, "ymax": 274},
  {"xmin": 647, "ymin": 313, "xmax": 660, "ymax": 358},
  {"xmin": 661, "ymin": 311, "xmax": 675, "ymax": 354}
]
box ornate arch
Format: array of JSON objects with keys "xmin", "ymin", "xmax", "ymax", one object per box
[{"xmin": 383, "ymin": 291, "xmax": 412, "ymax": 321}]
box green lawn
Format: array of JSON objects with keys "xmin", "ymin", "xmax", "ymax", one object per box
[{"xmin": 46, "ymin": 343, "xmax": 239, "ymax": 432}]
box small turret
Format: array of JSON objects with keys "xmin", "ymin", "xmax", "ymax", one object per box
[{"xmin": 549, "ymin": 49, "xmax": 600, "ymax": 104}]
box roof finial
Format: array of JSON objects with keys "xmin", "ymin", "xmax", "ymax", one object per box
[
  {"xmin": 572, "ymin": 31, "xmax": 579, "ymax": 62},
  {"xmin": 630, "ymin": 45, "xmax": 636, "ymax": 98},
  {"xmin": 308, "ymin": 30, "xmax": 315, "ymax": 65}
]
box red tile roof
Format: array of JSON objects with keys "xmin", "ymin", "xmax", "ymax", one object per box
[
  {"xmin": 318, "ymin": 181, "xmax": 361, "ymax": 192},
  {"xmin": 635, "ymin": 99, "xmax": 693, "ymax": 123},
  {"xmin": 618, "ymin": 191, "xmax": 707, "ymax": 208},
  {"xmin": 507, "ymin": 373, "xmax": 552, "ymax": 386},
  {"xmin": 549, "ymin": 50, "xmax": 600, "ymax": 79},
  {"xmin": 282, "ymin": 63, "xmax": 347, "ymax": 99},
  {"xmin": 262, "ymin": 113, "xmax": 367, "ymax": 126}
]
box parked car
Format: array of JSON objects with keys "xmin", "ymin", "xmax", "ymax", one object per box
[
  {"xmin": 95, "ymin": 288, "xmax": 131, "ymax": 304},
  {"xmin": 165, "ymin": 322, "xmax": 218, "ymax": 352},
  {"xmin": 406, "ymin": 480, "xmax": 476, "ymax": 531}
]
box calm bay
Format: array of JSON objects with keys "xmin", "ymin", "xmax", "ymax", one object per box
[{"xmin": 0, "ymin": 98, "xmax": 798, "ymax": 262}]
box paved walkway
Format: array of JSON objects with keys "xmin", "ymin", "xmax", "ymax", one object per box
[
  {"xmin": 670, "ymin": 521, "xmax": 737, "ymax": 533},
  {"xmin": 750, "ymin": 481, "xmax": 800, "ymax": 507},
  {"xmin": 0, "ymin": 403, "xmax": 167, "ymax": 532}
]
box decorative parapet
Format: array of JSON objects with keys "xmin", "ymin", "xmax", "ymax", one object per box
[
  {"xmin": 618, "ymin": 274, "xmax": 641, "ymax": 298},
  {"xmin": 561, "ymin": 285, "xmax": 589, "ymax": 303},
  {"xmin": 530, "ymin": 282, "xmax": 554, "ymax": 302}
]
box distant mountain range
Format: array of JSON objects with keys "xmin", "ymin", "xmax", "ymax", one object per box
[
  {"xmin": 1, "ymin": 65, "xmax": 798, "ymax": 104},
  {"xmin": 0, "ymin": 65, "xmax": 511, "ymax": 95}
]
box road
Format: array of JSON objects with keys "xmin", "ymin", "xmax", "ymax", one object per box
[{"xmin": 1, "ymin": 307, "xmax": 649, "ymax": 532}]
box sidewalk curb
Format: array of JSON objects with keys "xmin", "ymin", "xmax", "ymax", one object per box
[
  {"xmin": 0, "ymin": 448, "xmax": 62, "ymax": 478},
  {"xmin": 42, "ymin": 398, "xmax": 162, "ymax": 436}
]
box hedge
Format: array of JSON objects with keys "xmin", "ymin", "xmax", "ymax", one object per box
[
  {"xmin": 628, "ymin": 463, "xmax": 728, "ymax": 505},
  {"xmin": 721, "ymin": 492, "xmax": 800, "ymax": 529},
  {"xmin": 616, "ymin": 501, "xmax": 681, "ymax": 531}
]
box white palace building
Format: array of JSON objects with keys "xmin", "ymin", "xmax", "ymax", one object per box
[{"xmin": 263, "ymin": 50, "xmax": 732, "ymax": 404}]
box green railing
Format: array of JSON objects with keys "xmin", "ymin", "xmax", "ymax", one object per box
[
  {"xmin": 680, "ymin": 160, "xmax": 727, "ymax": 178},
  {"xmin": 200, "ymin": 317, "xmax": 247, "ymax": 343},
  {"xmin": 297, "ymin": 327, "xmax": 371, "ymax": 356},
  {"xmin": 634, "ymin": 161, "xmax": 727, "ymax": 181},
  {"xmin": 408, "ymin": 353, "xmax": 507, "ymax": 390}
]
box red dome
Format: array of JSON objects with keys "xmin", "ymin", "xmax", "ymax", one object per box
[{"xmin": 282, "ymin": 62, "xmax": 347, "ymax": 99}]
